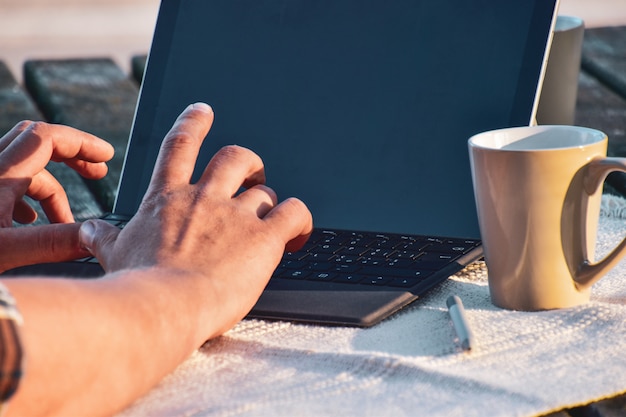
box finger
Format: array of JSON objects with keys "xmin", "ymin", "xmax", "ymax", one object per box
[
  {"xmin": 263, "ymin": 197, "xmax": 313, "ymax": 252},
  {"xmin": 236, "ymin": 184, "xmax": 278, "ymax": 218},
  {"xmin": 200, "ymin": 145, "xmax": 266, "ymax": 197},
  {"xmin": 0, "ymin": 169, "xmax": 73, "ymax": 225},
  {"xmin": 0, "ymin": 120, "xmax": 34, "ymax": 153},
  {"xmin": 64, "ymin": 158, "xmax": 110, "ymax": 180},
  {"xmin": 0, "ymin": 121, "xmax": 114, "ymax": 179},
  {"xmin": 12, "ymin": 199, "xmax": 38, "ymax": 225},
  {"xmin": 42, "ymin": 123, "xmax": 114, "ymax": 164},
  {"xmin": 0, "ymin": 224, "xmax": 90, "ymax": 272},
  {"xmin": 148, "ymin": 103, "xmax": 214, "ymax": 190},
  {"xmin": 0, "ymin": 178, "xmax": 32, "ymax": 227},
  {"xmin": 27, "ymin": 170, "xmax": 74, "ymax": 223},
  {"xmin": 79, "ymin": 219, "xmax": 121, "ymax": 269}
]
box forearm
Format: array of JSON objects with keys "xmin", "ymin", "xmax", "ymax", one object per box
[
  {"xmin": 2, "ymin": 268, "xmax": 213, "ymax": 417},
  {"xmin": 0, "ymin": 103, "xmax": 312, "ymax": 416}
]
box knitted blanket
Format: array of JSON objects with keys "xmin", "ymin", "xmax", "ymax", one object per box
[{"xmin": 116, "ymin": 194, "xmax": 626, "ymax": 417}]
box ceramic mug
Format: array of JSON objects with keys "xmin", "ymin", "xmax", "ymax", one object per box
[{"xmin": 468, "ymin": 125, "xmax": 626, "ymax": 310}]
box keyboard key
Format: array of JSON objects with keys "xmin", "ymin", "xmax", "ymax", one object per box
[
  {"xmin": 360, "ymin": 276, "xmax": 393, "ymax": 286},
  {"xmin": 306, "ymin": 261, "xmax": 335, "ymax": 271},
  {"xmin": 334, "ymin": 246, "xmax": 369, "ymax": 257},
  {"xmin": 275, "ymin": 269, "xmax": 310, "ymax": 280},
  {"xmin": 359, "ymin": 258, "xmax": 385, "ymax": 267},
  {"xmin": 384, "ymin": 259, "xmax": 414, "ymax": 268},
  {"xmin": 312, "ymin": 244, "xmax": 339, "ymax": 254},
  {"xmin": 413, "ymin": 259, "xmax": 455, "ymax": 271},
  {"xmin": 306, "ymin": 252, "xmax": 335, "ymax": 262},
  {"xmin": 389, "ymin": 268, "xmax": 433, "ymax": 279},
  {"xmin": 308, "ymin": 272, "xmax": 336, "ymax": 281},
  {"xmin": 269, "ymin": 227, "xmax": 480, "ymax": 289},
  {"xmin": 278, "ymin": 260, "xmax": 307, "ymax": 270},
  {"xmin": 282, "ymin": 251, "xmax": 305, "ymax": 261},
  {"xmin": 426, "ymin": 242, "xmax": 474, "ymax": 254},
  {"xmin": 333, "ymin": 274, "xmax": 365, "ymax": 284},
  {"xmin": 333, "ymin": 254, "xmax": 361, "ymax": 264},
  {"xmin": 419, "ymin": 253, "xmax": 457, "ymax": 262},
  {"xmin": 332, "ymin": 263, "xmax": 362, "ymax": 273},
  {"xmin": 388, "ymin": 278, "xmax": 423, "ymax": 288},
  {"xmin": 364, "ymin": 248, "xmax": 396, "ymax": 259}
]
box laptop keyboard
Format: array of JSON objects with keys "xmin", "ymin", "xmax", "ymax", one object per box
[
  {"xmin": 83, "ymin": 215, "xmax": 481, "ymax": 289},
  {"xmin": 273, "ymin": 228, "xmax": 481, "ymax": 289}
]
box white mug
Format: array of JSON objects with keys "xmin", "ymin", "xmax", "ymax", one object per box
[{"xmin": 469, "ymin": 125, "xmax": 626, "ymax": 310}]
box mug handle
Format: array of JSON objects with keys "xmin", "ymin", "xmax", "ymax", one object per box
[{"xmin": 576, "ymin": 157, "xmax": 626, "ymax": 287}]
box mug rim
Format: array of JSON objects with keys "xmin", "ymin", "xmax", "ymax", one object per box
[
  {"xmin": 554, "ymin": 15, "xmax": 584, "ymax": 32},
  {"xmin": 468, "ymin": 125, "xmax": 606, "ymax": 152}
]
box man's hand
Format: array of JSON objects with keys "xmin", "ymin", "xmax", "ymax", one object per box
[
  {"xmin": 0, "ymin": 104, "xmax": 312, "ymax": 416},
  {"xmin": 0, "ymin": 121, "xmax": 114, "ymax": 272},
  {"xmin": 79, "ymin": 103, "xmax": 313, "ymax": 337}
]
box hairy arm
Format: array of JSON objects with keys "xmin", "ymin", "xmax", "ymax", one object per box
[
  {"xmin": 4, "ymin": 268, "xmax": 210, "ymax": 416},
  {"xmin": 2, "ymin": 103, "xmax": 312, "ymax": 416}
]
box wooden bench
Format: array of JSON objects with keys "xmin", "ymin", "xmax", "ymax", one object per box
[{"xmin": 1, "ymin": 25, "xmax": 626, "ymax": 417}]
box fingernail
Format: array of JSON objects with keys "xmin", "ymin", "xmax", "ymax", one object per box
[
  {"xmin": 189, "ymin": 102, "xmax": 213, "ymax": 114},
  {"xmin": 79, "ymin": 220, "xmax": 96, "ymax": 253}
]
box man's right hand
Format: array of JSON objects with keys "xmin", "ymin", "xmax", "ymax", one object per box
[{"xmin": 79, "ymin": 103, "xmax": 313, "ymax": 338}]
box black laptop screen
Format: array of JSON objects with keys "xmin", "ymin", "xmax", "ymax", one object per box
[{"xmin": 117, "ymin": 0, "xmax": 557, "ymax": 238}]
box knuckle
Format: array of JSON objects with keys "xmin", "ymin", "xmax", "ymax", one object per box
[
  {"xmin": 25, "ymin": 120, "xmax": 51, "ymax": 135},
  {"xmin": 263, "ymin": 185, "xmax": 278, "ymax": 202},
  {"xmin": 278, "ymin": 197, "xmax": 313, "ymax": 227},
  {"xmin": 218, "ymin": 144, "xmax": 249, "ymax": 158},
  {"xmin": 164, "ymin": 130, "xmax": 198, "ymax": 149},
  {"xmin": 48, "ymin": 224, "xmax": 81, "ymax": 256},
  {"xmin": 216, "ymin": 145, "xmax": 264, "ymax": 168},
  {"xmin": 12, "ymin": 120, "xmax": 34, "ymax": 133},
  {"xmin": 24, "ymin": 121, "xmax": 53, "ymax": 147},
  {"xmin": 283, "ymin": 197, "xmax": 309, "ymax": 213}
]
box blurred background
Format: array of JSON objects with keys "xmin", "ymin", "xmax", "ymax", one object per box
[{"xmin": 1, "ymin": 0, "xmax": 626, "ymax": 83}]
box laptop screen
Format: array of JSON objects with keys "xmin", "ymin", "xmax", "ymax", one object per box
[{"xmin": 116, "ymin": 0, "xmax": 558, "ymax": 238}]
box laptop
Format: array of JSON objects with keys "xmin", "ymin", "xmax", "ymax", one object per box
[{"xmin": 4, "ymin": 0, "xmax": 559, "ymax": 326}]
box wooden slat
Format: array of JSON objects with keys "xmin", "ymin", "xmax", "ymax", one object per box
[
  {"xmin": 576, "ymin": 72, "xmax": 626, "ymax": 156},
  {"xmin": 0, "ymin": 61, "xmax": 42, "ymax": 136},
  {"xmin": 581, "ymin": 26, "xmax": 626, "ymax": 101},
  {"xmin": 23, "ymin": 58, "xmax": 139, "ymax": 211},
  {"xmin": 577, "ymin": 26, "xmax": 626, "ymax": 196},
  {"xmin": 0, "ymin": 61, "xmax": 102, "ymax": 223},
  {"xmin": 576, "ymin": 70, "xmax": 626, "ymax": 196}
]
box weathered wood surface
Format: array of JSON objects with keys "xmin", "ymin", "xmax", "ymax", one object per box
[
  {"xmin": 0, "ymin": 61, "xmax": 104, "ymax": 223},
  {"xmin": 0, "ymin": 61, "xmax": 43, "ymax": 134},
  {"xmin": 581, "ymin": 26, "xmax": 626, "ymax": 102},
  {"xmin": 575, "ymin": 70, "xmax": 626, "ymax": 196},
  {"xmin": 577, "ymin": 26, "xmax": 626, "ymax": 196},
  {"xmin": 23, "ymin": 58, "xmax": 139, "ymax": 211}
]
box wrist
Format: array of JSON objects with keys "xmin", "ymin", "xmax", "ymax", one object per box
[{"xmin": 101, "ymin": 266, "xmax": 221, "ymax": 346}]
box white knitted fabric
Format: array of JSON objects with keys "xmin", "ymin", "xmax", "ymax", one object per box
[{"xmin": 116, "ymin": 194, "xmax": 626, "ymax": 417}]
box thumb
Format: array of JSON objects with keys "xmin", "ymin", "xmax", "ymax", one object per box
[
  {"xmin": 0, "ymin": 224, "xmax": 89, "ymax": 273},
  {"xmin": 79, "ymin": 219, "xmax": 120, "ymax": 269}
]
